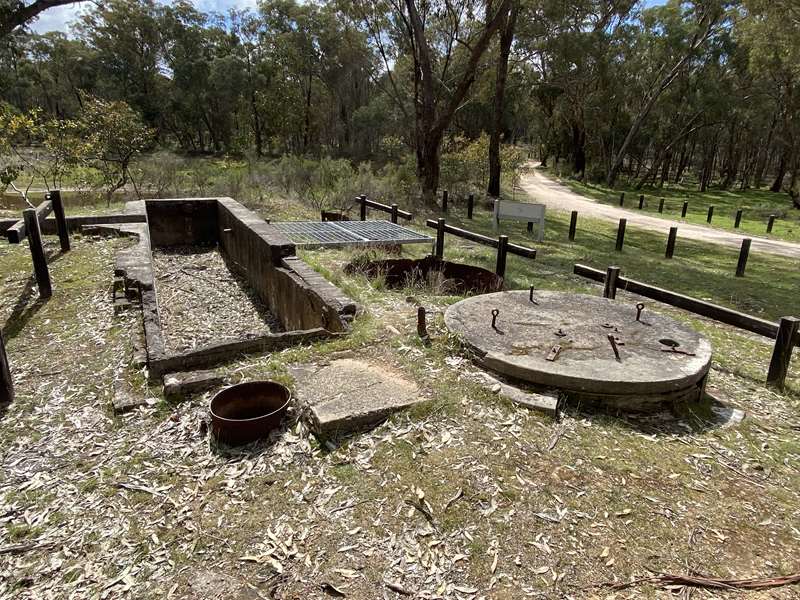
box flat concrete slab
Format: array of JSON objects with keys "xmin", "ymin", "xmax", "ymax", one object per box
[
  {"xmin": 446, "ymin": 291, "xmax": 712, "ymax": 410},
  {"xmin": 292, "ymin": 359, "xmax": 422, "ymax": 437}
]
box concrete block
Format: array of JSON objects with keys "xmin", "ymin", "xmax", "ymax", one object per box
[
  {"xmin": 292, "ymin": 359, "xmax": 423, "ymax": 437},
  {"xmin": 163, "ymin": 369, "xmax": 224, "ymax": 401}
]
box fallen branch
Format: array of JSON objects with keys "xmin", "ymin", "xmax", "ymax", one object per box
[{"xmin": 605, "ymin": 571, "xmax": 800, "ymax": 591}]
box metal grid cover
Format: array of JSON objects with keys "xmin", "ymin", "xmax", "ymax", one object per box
[{"xmin": 273, "ymin": 220, "xmax": 432, "ymax": 248}]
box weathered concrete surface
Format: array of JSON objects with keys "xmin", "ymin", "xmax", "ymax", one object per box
[
  {"xmin": 478, "ymin": 372, "xmax": 559, "ymax": 416},
  {"xmin": 163, "ymin": 369, "xmax": 223, "ymax": 401},
  {"xmin": 103, "ymin": 197, "xmax": 358, "ymax": 380},
  {"xmin": 217, "ymin": 198, "xmax": 357, "ymax": 332},
  {"xmin": 149, "ymin": 329, "xmax": 338, "ymax": 378},
  {"xmin": 292, "ymin": 359, "xmax": 423, "ymax": 437},
  {"xmin": 146, "ymin": 198, "xmax": 218, "ymax": 247},
  {"xmin": 113, "ymin": 380, "xmax": 149, "ymax": 414},
  {"xmin": 446, "ymin": 290, "xmax": 712, "ymax": 410}
]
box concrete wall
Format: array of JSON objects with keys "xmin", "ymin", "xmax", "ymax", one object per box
[
  {"xmin": 146, "ymin": 199, "xmax": 218, "ymax": 247},
  {"xmin": 216, "ymin": 198, "xmax": 356, "ymax": 332}
]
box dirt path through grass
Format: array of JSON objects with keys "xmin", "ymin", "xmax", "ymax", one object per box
[{"xmin": 520, "ymin": 165, "xmax": 800, "ymax": 260}]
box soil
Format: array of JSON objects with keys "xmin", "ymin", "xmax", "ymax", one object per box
[{"xmin": 520, "ymin": 165, "xmax": 800, "ymax": 259}]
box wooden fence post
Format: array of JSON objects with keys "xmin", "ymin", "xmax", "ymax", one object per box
[
  {"xmin": 736, "ymin": 238, "xmax": 751, "ymax": 277},
  {"xmin": 0, "ymin": 330, "xmax": 12, "ymax": 404},
  {"xmin": 707, "ymin": 205, "xmax": 714, "ymax": 223},
  {"xmin": 467, "ymin": 194, "xmax": 474, "ymax": 219},
  {"xmin": 390, "ymin": 203, "xmax": 398, "ymax": 224},
  {"xmin": 615, "ymin": 218, "xmax": 626, "ymax": 252},
  {"xmin": 766, "ymin": 317, "xmax": 800, "ymax": 391},
  {"xmin": 23, "ymin": 208, "xmax": 52, "ymax": 299},
  {"xmin": 619, "ymin": 192, "xmax": 625, "ymax": 207},
  {"xmin": 734, "ymin": 209, "xmax": 743, "ymax": 229},
  {"xmin": 681, "ymin": 201, "xmax": 688, "ymax": 218},
  {"xmin": 603, "ymin": 266, "xmax": 620, "ymax": 299},
  {"xmin": 638, "ymin": 194, "xmax": 645, "ymax": 209},
  {"xmin": 658, "ymin": 198, "xmax": 665, "ymax": 213},
  {"xmin": 496, "ymin": 235, "xmax": 509, "ymax": 278},
  {"xmin": 665, "ymin": 227, "xmax": 678, "ymax": 259},
  {"xmin": 568, "ymin": 210, "xmax": 578, "ymax": 241},
  {"xmin": 767, "ymin": 215, "xmax": 776, "ymax": 233},
  {"xmin": 442, "ymin": 190, "xmax": 448, "ymax": 213},
  {"xmin": 50, "ymin": 190, "xmax": 70, "ymax": 252},
  {"xmin": 359, "ymin": 195, "xmax": 367, "ymax": 221},
  {"xmin": 435, "ymin": 218, "xmax": 445, "ymax": 259}
]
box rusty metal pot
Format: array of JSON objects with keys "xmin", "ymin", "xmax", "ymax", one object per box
[{"xmin": 209, "ymin": 381, "xmax": 290, "ymax": 446}]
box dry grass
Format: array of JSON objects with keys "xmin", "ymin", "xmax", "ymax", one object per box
[{"xmin": 1, "ymin": 221, "xmax": 799, "ymax": 599}]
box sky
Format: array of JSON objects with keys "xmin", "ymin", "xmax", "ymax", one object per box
[
  {"xmin": 30, "ymin": 0, "xmax": 259, "ymax": 33},
  {"xmin": 30, "ymin": 0, "xmax": 668, "ymax": 34}
]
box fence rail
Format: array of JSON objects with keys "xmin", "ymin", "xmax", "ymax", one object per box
[
  {"xmin": 358, "ymin": 195, "xmax": 413, "ymax": 222},
  {"xmin": 425, "ymin": 219, "xmax": 537, "ymax": 259}
]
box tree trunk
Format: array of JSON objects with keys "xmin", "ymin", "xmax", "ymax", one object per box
[
  {"xmin": 487, "ymin": 3, "xmax": 518, "ymax": 198},
  {"xmin": 302, "ymin": 73, "xmax": 312, "ymax": 154},
  {"xmin": 404, "ymin": 0, "xmax": 512, "ymax": 203},
  {"xmin": 771, "ymin": 151, "xmax": 788, "ymax": 192},
  {"xmin": 606, "ymin": 12, "xmax": 718, "ymax": 187}
]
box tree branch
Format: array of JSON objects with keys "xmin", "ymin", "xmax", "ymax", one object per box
[{"xmin": 1, "ymin": 0, "xmax": 86, "ymax": 38}]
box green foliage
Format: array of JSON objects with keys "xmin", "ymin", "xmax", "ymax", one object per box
[{"xmin": 440, "ymin": 134, "xmax": 527, "ymax": 199}]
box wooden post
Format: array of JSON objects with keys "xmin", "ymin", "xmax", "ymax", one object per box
[
  {"xmin": 390, "ymin": 203, "xmax": 398, "ymax": 224},
  {"xmin": 735, "ymin": 238, "xmax": 751, "ymax": 277},
  {"xmin": 0, "ymin": 330, "xmax": 12, "ymax": 404},
  {"xmin": 359, "ymin": 195, "xmax": 367, "ymax": 221},
  {"xmin": 638, "ymin": 194, "xmax": 645, "ymax": 210},
  {"xmin": 681, "ymin": 201, "xmax": 688, "ymax": 218},
  {"xmin": 417, "ymin": 306, "xmax": 429, "ymax": 341},
  {"xmin": 665, "ymin": 226, "xmax": 678, "ymax": 259},
  {"xmin": 615, "ymin": 218, "xmax": 626, "ymax": 252},
  {"xmin": 619, "ymin": 192, "xmax": 625, "ymax": 207},
  {"xmin": 50, "ymin": 190, "xmax": 70, "ymax": 252},
  {"xmin": 734, "ymin": 209, "xmax": 743, "ymax": 229},
  {"xmin": 766, "ymin": 317, "xmax": 800, "ymax": 391},
  {"xmin": 603, "ymin": 266, "xmax": 620, "ymax": 300},
  {"xmin": 767, "ymin": 215, "xmax": 776, "ymax": 233},
  {"xmin": 568, "ymin": 210, "xmax": 578, "ymax": 241},
  {"xmin": 23, "ymin": 208, "xmax": 52, "ymax": 299},
  {"xmin": 442, "ymin": 190, "xmax": 448, "ymax": 213},
  {"xmin": 658, "ymin": 198, "xmax": 665, "ymax": 213},
  {"xmin": 496, "ymin": 235, "xmax": 509, "ymax": 278},
  {"xmin": 467, "ymin": 194, "xmax": 474, "ymax": 219},
  {"xmin": 707, "ymin": 205, "xmax": 714, "ymax": 223},
  {"xmin": 435, "ymin": 218, "xmax": 445, "ymax": 258}
]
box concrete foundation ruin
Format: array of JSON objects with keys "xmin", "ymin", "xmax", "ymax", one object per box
[{"xmin": 102, "ymin": 197, "xmax": 358, "ymax": 379}]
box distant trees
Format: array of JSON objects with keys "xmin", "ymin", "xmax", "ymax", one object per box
[{"xmin": 0, "ymin": 0, "xmax": 798, "ymax": 204}]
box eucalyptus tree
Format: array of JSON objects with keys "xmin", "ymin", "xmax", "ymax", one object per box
[
  {"xmin": 0, "ymin": 0, "xmax": 85, "ymax": 39},
  {"xmin": 352, "ymin": 0, "xmax": 512, "ymax": 203}
]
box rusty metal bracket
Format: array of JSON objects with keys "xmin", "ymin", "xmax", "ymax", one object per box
[
  {"xmin": 607, "ymin": 334, "xmax": 621, "ymax": 361},
  {"xmin": 635, "ymin": 303, "xmax": 644, "ymax": 322}
]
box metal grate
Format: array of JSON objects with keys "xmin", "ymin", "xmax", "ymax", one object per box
[{"xmin": 273, "ymin": 220, "xmax": 432, "ymax": 248}]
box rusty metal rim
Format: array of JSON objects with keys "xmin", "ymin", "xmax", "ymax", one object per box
[{"xmin": 209, "ymin": 382, "xmax": 291, "ymax": 423}]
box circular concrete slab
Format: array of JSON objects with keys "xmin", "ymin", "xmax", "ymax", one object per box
[{"xmin": 445, "ymin": 291, "xmax": 712, "ymax": 409}]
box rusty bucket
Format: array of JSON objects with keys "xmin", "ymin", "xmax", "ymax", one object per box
[{"xmin": 210, "ymin": 381, "xmax": 290, "ymax": 446}]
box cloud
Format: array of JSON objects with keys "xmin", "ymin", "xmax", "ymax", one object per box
[{"xmin": 28, "ymin": 0, "xmax": 260, "ymax": 34}]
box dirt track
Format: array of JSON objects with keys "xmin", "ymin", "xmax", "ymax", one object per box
[{"xmin": 520, "ymin": 166, "xmax": 800, "ymax": 260}]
